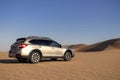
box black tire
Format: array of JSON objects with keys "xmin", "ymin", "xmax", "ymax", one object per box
[
  {"xmin": 17, "ymin": 57, "xmax": 28, "ymax": 63},
  {"xmin": 51, "ymin": 58, "xmax": 57, "ymax": 61},
  {"xmin": 30, "ymin": 51, "xmax": 41, "ymax": 63},
  {"xmin": 64, "ymin": 52, "xmax": 72, "ymax": 61}
]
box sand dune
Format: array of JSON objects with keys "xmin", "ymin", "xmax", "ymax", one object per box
[
  {"xmin": 64, "ymin": 44, "xmax": 87, "ymax": 52},
  {"xmin": 0, "ymin": 50, "xmax": 120, "ymax": 80},
  {"xmin": 66, "ymin": 38, "xmax": 120, "ymax": 52}
]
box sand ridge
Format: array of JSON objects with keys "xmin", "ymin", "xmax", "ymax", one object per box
[{"xmin": 66, "ymin": 38, "xmax": 120, "ymax": 52}]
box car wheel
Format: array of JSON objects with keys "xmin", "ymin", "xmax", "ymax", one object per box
[
  {"xmin": 51, "ymin": 58, "xmax": 57, "ymax": 61},
  {"xmin": 30, "ymin": 51, "xmax": 41, "ymax": 63},
  {"xmin": 64, "ymin": 52, "xmax": 72, "ymax": 61},
  {"xmin": 17, "ymin": 57, "xmax": 28, "ymax": 63}
]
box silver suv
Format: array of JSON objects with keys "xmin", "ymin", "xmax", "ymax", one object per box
[{"xmin": 9, "ymin": 36, "xmax": 74, "ymax": 63}]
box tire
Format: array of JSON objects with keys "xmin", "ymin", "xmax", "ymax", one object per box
[
  {"xmin": 17, "ymin": 57, "xmax": 28, "ymax": 63},
  {"xmin": 51, "ymin": 58, "xmax": 57, "ymax": 61},
  {"xmin": 30, "ymin": 51, "xmax": 41, "ymax": 63},
  {"xmin": 64, "ymin": 52, "xmax": 72, "ymax": 61}
]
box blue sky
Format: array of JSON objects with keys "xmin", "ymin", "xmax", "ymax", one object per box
[{"xmin": 0, "ymin": 0, "xmax": 120, "ymax": 51}]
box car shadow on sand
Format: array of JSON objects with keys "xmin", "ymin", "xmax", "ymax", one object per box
[
  {"xmin": 0, "ymin": 59, "xmax": 64, "ymax": 64},
  {"xmin": 0, "ymin": 59, "xmax": 19, "ymax": 64}
]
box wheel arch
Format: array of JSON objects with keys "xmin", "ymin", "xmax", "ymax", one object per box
[
  {"xmin": 64, "ymin": 49, "xmax": 73, "ymax": 56},
  {"xmin": 29, "ymin": 49, "xmax": 43, "ymax": 58}
]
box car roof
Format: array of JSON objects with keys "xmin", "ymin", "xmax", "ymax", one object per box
[
  {"xmin": 16, "ymin": 36, "xmax": 54, "ymax": 42},
  {"xmin": 27, "ymin": 36, "xmax": 53, "ymax": 41}
]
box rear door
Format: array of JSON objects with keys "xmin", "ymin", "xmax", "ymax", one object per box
[{"xmin": 29, "ymin": 39, "xmax": 53, "ymax": 57}]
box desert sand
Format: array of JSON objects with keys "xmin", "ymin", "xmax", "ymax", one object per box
[{"xmin": 0, "ymin": 50, "xmax": 120, "ymax": 80}]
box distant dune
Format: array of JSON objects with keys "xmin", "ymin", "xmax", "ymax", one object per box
[
  {"xmin": 64, "ymin": 44, "xmax": 87, "ymax": 51},
  {"xmin": 66, "ymin": 38, "xmax": 120, "ymax": 52}
]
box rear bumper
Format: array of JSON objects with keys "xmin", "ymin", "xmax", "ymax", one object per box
[
  {"xmin": 9, "ymin": 50, "xmax": 17, "ymax": 57},
  {"xmin": 9, "ymin": 50, "xmax": 20, "ymax": 57},
  {"xmin": 9, "ymin": 52, "xmax": 20, "ymax": 58},
  {"xmin": 9, "ymin": 52, "xmax": 29, "ymax": 58},
  {"xmin": 9, "ymin": 50, "xmax": 28, "ymax": 58}
]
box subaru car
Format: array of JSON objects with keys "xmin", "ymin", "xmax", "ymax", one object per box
[{"xmin": 9, "ymin": 36, "xmax": 74, "ymax": 63}]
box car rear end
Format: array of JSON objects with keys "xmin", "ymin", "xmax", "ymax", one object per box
[{"xmin": 9, "ymin": 38, "xmax": 28, "ymax": 58}]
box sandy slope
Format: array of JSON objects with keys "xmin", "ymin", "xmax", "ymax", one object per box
[
  {"xmin": 0, "ymin": 50, "xmax": 120, "ymax": 80},
  {"xmin": 66, "ymin": 38, "xmax": 120, "ymax": 52}
]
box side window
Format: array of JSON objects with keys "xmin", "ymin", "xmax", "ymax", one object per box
[
  {"xmin": 29, "ymin": 39, "xmax": 41, "ymax": 45},
  {"xmin": 50, "ymin": 41, "xmax": 61, "ymax": 48},
  {"xmin": 40, "ymin": 40, "xmax": 51, "ymax": 46},
  {"xmin": 29, "ymin": 40, "xmax": 61, "ymax": 47}
]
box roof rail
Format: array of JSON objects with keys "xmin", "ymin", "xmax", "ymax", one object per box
[
  {"xmin": 27, "ymin": 36, "xmax": 53, "ymax": 41},
  {"xmin": 27, "ymin": 36, "xmax": 40, "ymax": 39}
]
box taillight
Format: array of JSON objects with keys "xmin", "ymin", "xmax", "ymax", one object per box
[{"xmin": 19, "ymin": 44, "xmax": 28, "ymax": 48}]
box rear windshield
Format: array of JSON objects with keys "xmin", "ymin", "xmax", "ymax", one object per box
[{"xmin": 15, "ymin": 38, "xmax": 26, "ymax": 44}]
